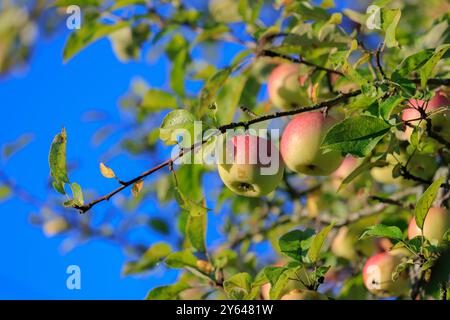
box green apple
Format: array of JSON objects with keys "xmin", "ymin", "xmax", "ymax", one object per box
[
  {"xmin": 407, "ymin": 207, "xmax": 450, "ymax": 243},
  {"xmin": 281, "ymin": 289, "xmax": 328, "ymax": 300},
  {"xmin": 267, "ymin": 64, "xmax": 310, "ymax": 109},
  {"xmin": 362, "ymin": 251, "xmax": 409, "ymax": 297},
  {"xmin": 280, "ymin": 111, "xmax": 343, "ymax": 176},
  {"xmin": 217, "ymin": 134, "xmax": 284, "ymax": 197}
]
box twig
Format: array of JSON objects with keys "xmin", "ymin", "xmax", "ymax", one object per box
[
  {"xmin": 375, "ymin": 42, "xmax": 387, "ymax": 80},
  {"xmin": 259, "ymin": 49, "xmax": 345, "ymax": 76}
]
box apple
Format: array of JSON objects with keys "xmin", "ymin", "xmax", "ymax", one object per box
[
  {"xmin": 281, "ymin": 289, "xmax": 328, "ymax": 300},
  {"xmin": 407, "ymin": 207, "xmax": 450, "ymax": 243},
  {"xmin": 217, "ymin": 134, "xmax": 284, "ymax": 197},
  {"xmin": 362, "ymin": 251, "xmax": 409, "ymax": 297},
  {"xmin": 280, "ymin": 111, "xmax": 343, "ymax": 176},
  {"xmin": 331, "ymin": 226, "xmax": 358, "ymax": 261},
  {"xmin": 261, "ymin": 266, "xmax": 309, "ymax": 300},
  {"xmin": 208, "ymin": 0, "xmax": 241, "ymax": 23},
  {"xmin": 331, "ymin": 156, "xmax": 358, "ymax": 190},
  {"xmin": 402, "ymin": 91, "xmax": 450, "ymax": 141},
  {"xmin": 370, "ymin": 152, "xmax": 437, "ymax": 185},
  {"xmin": 267, "ymin": 64, "xmax": 310, "ymax": 109},
  {"xmin": 43, "ymin": 217, "xmax": 69, "ymax": 237}
]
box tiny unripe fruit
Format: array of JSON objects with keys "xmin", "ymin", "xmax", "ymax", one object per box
[
  {"xmin": 280, "ymin": 112, "xmax": 343, "ymax": 176},
  {"xmin": 407, "ymin": 207, "xmax": 450, "ymax": 243},
  {"xmin": 218, "ymin": 135, "xmax": 284, "ymax": 197},
  {"xmin": 281, "ymin": 289, "xmax": 328, "ymax": 300},
  {"xmin": 268, "ymin": 64, "xmax": 309, "ymax": 109},
  {"xmin": 362, "ymin": 251, "xmax": 409, "ymax": 297}
]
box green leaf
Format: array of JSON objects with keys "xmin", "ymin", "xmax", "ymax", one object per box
[
  {"xmin": 360, "ymin": 224, "xmax": 403, "ymax": 241},
  {"xmin": 123, "ymin": 242, "xmax": 172, "ymax": 275},
  {"xmin": 141, "ymin": 89, "xmax": 177, "ymax": 112},
  {"xmin": 186, "ymin": 213, "xmax": 207, "ymax": 253},
  {"xmin": 215, "ymin": 75, "xmax": 248, "ymax": 125},
  {"xmin": 380, "ymin": 8, "xmax": 401, "ymax": 48},
  {"xmin": 145, "ymin": 281, "xmax": 190, "ymax": 300},
  {"xmin": 171, "ymin": 50, "xmax": 188, "ymax": 97},
  {"xmin": 159, "ymin": 110, "xmax": 196, "ymax": 146},
  {"xmin": 308, "ymin": 223, "xmax": 334, "ymax": 263},
  {"xmin": 148, "ymin": 218, "xmax": 170, "ymax": 235},
  {"xmin": 339, "ymin": 157, "xmax": 384, "ymax": 190},
  {"xmin": 165, "ymin": 250, "xmax": 197, "ymax": 269},
  {"xmin": 175, "ymin": 187, "xmax": 208, "ymax": 217},
  {"xmin": 110, "ymin": 0, "xmax": 146, "ymax": 10},
  {"xmin": 322, "ymin": 115, "xmax": 392, "ymax": 157},
  {"xmin": 269, "ymin": 268, "xmax": 300, "ymax": 300},
  {"xmin": 279, "ymin": 229, "xmax": 315, "ymax": 261},
  {"xmin": 49, "ymin": 128, "xmax": 69, "ymax": 194},
  {"xmin": 379, "ymin": 96, "xmax": 404, "ymax": 120},
  {"xmin": 63, "ymin": 21, "xmax": 129, "ymax": 62},
  {"xmin": 223, "ymin": 272, "xmax": 252, "ymax": 300},
  {"xmin": 392, "ymin": 49, "xmax": 434, "ymax": 80},
  {"xmin": 198, "ymin": 67, "xmax": 232, "ymax": 117},
  {"xmin": 414, "ymin": 177, "xmax": 445, "ymax": 230},
  {"xmin": 70, "ymin": 183, "xmax": 84, "ymax": 206},
  {"xmin": 419, "ymin": 44, "xmax": 450, "ymax": 87}
]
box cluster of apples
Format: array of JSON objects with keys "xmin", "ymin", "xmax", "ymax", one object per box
[
  {"xmin": 361, "ymin": 207, "xmax": 450, "ymax": 297},
  {"xmin": 218, "ymin": 64, "xmax": 344, "ymax": 197}
]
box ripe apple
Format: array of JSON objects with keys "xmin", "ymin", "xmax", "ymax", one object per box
[
  {"xmin": 217, "ymin": 134, "xmax": 284, "ymax": 197},
  {"xmin": 281, "ymin": 289, "xmax": 328, "ymax": 300},
  {"xmin": 267, "ymin": 64, "xmax": 310, "ymax": 109},
  {"xmin": 370, "ymin": 152, "xmax": 437, "ymax": 185},
  {"xmin": 280, "ymin": 111, "xmax": 343, "ymax": 176},
  {"xmin": 402, "ymin": 91, "xmax": 450, "ymax": 141},
  {"xmin": 362, "ymin": 251, "xmax": 409, "ymax": 297},
  {"xmin": 407, "ymin": 207, "xmax": 450, "ymax": 243}
]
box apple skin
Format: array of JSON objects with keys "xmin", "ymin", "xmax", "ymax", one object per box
[
  {"xmin": 402, "ymin": 91, "xmax": 450, "ymax": 141},
  {"xmin": 370, "ymin": 152, "xmax": 437, "ymax": 185},
  {"xmin": 331, "ymin": 156, "xmax": 358, "ymax": 190},
  {"xmin": 281, "ymin": 289, "xmax": 328, "ymax": 300},
  {"xmin": 362, "ymin": 251, "xmax": 409, "ymax": 297},
  {"xmin": 218, "ymin": 135, "xmax": 284, "ymax": 197},
  {"xmin": 268, "ymin": 64, "xmax": 310, "ymax": 109},
  {"xmin": 280, "ymin": 112, "xmax": 343, "ymax": 176},
  {"xmin": 331, "ymin": 226, "xmax": 358, "ymax": 261},
  {"xmin": 407, "ymin": 207, "xmax": 450, "ymax": 243}
]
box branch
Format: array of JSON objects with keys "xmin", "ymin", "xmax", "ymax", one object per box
[
  {"xmin": 259, "ymin": 49, "xmax": 345, "ymax": 76},
  {"xmin": 74, "ymin": 90, "xmax": 361, "ymax": 213}
]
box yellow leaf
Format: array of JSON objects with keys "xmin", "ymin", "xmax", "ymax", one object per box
[
  {"xmin": 132, "ymin": 180, "xmax": 144, "ymax": 197},
  {"xmin": 99, "ymin": 162, "xmax": 115, "ymax": 178}
]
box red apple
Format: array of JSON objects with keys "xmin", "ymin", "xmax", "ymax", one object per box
[
  {"xmin": 217, "ymin": 134, "xmax": 284, "ymax": 197},
  {"xmin": 362, "ymin": 251, "xmax": 409, "ymax": 297},
  {"xmin": 280, "ymin": 112, "xmax": 343, "ymax": 176}
]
